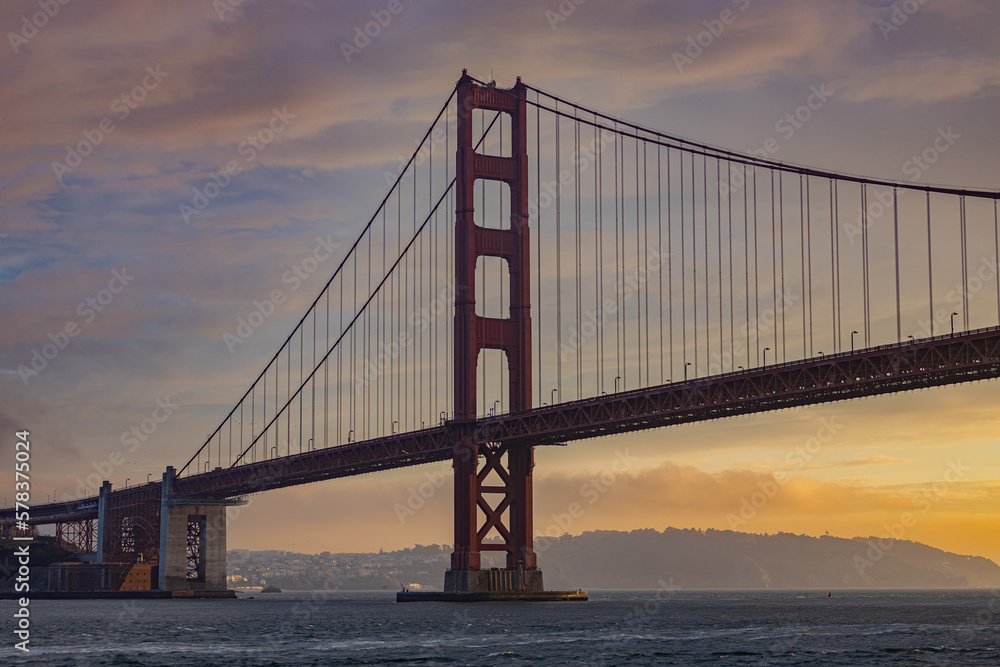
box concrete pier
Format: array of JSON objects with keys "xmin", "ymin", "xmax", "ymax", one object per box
[{"xmin": 157, "ymin": 466, "xmax": 239, "ymax": 593}]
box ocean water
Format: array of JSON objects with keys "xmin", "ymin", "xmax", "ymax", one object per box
[{"xmin": 2, "ymin": 589, "xmax": 998, "ymax": 665}]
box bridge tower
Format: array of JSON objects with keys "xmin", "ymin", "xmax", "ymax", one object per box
[{"xmin": 446, "ymin": 71, "xmax": 541, "ymax": 594}]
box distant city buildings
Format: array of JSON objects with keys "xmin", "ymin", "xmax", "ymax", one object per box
[{"xmin": 227, "ymin": 544, "xmax": 451, "ymax": 590}]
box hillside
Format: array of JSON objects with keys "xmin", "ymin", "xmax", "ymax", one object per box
[
  {"xmin": 540, "ymin": 528, "xmax": 1000, "ymax": 590},
  {"xmin": 229, "ymin": 529, "xmax": 1000, "ymax": 591}
]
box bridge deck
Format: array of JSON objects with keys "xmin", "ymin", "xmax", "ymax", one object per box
[{"xmin": 5, "ymin": 326, "xmax": 998, "ymax": 522}]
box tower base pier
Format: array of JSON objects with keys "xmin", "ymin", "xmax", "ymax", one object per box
[{"xmin": 397, "ymin": 568, "xmax": 587, "ymax": 602}]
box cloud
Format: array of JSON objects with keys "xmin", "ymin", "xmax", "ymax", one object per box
[
  {"xmin": 840, "ymin": 56, "xmax": 1000, "ymax": 104},
  {"xmin": 807, "ymin": 454, "xmax": 911, "ymax": 470}
]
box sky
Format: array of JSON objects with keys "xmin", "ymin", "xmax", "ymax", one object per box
[{"xmin": 2, "ymin": 0, "xmax": 1000, "ymax": 568}]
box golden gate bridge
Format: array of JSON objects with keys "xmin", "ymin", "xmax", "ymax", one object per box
[{"xmin": 4, "ymin": 70, "xmax": 999, "ymax": 599}]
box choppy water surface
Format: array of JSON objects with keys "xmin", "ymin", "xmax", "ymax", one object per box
[{"xmin": 2, "ymin": 589, "xmax": 998, "ymax": 665}]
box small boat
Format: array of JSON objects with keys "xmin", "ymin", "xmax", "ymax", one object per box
[{"xmin": 261, "ymin": 585, "xmax": 282, "ymax": 593}]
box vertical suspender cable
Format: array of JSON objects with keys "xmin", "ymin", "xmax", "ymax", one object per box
[
  {"xmin": 395, "ymin": 191, "xmax": 400, "ymax": 427},
  {"xmin": 716, "ymin": 159, "xmax": 723, "ymax": 368},
  {"xmin": 644, "ymin": 142, "xmax": 651, "ymax": 386},
  {"xmin": 702, "ymin": 154, "xmax": 709, "ymax": 375},
  {"xmin": 995, "ymin": 200, "xmax": 1000, "ymax": 325},
  {"xmin": 595, "ymin": 121, "xmax": 602, "ymax": 394},
  {"xmin": 442, "ymin": 105, "xmax": 448, "ymax": 419},
  {"xmin": 614, "ymin": 129, "xmax": 621, "ymax": 388},
  {"xmin": 960, "ymin": 196, "xmax": 969, "ymax": 330},
  {"xmin": 499, "ymin": 117, "xmax": 504, "ymax": 409},
  {"xmin": 692, "ymin": 153, "xmax": 699, "ymax": 374},
  {"xmin": 577, "ymin": 115, "xmax": 584, "ymax": 398},
  {"xmin": 364, "ymin": 229, "xmax": 370, "ymax": 439},
  {"xmin": 751, "ymin": 167, "xmax": 759, "ymax": 366},
  {"xmin": 681, "ymin": 147, "xmax": 687, "ymax": 375},
  {"xmin": 779, "ymin": 173, "xmax": 786, "ymax": 360},
  {"xmin": 555, "ymin": 109, "xmax": 562, "ymax": 400},
  {"xmin": 311, "ymin": 291, "xmax": 316, "ymax": 450},
  {"xmin": 861, "ymin": 183, "xmax": 869, "ymax": 347},
  {"xmin": 618, "ymin": 129, "xmax": 628, "ymax": 388},
  {"xmin": 536, "ymin": 93, "xmax": 542, "ymax": 403},
  {"xmin": 325, "ymin": 283, "xmax": 329, "ymax": 448},
  {"xmin": 431, "ymin": 160, "xmax": 438, "ymax": 420},
  {"xmin": 381, "ymin": 207, "xmax": 388, "ymax": 434},
  {"xmin": 636, "ymin": 136, "xmax": 643, "ymax": 387},
  {"xmin": 338, "ymin": 249, "xmax": 343, "ymax": 442},
  {"xmin": 799, "ymin": 175, "xmax": 807, "ymax": 356},
  {"xmin": 658, "ymin": 145, "xmax": 665, "ymax": 383},
  {"xmin": 728, "ymin": 162, "xmax": 734, "ymax": 368},
  {"xmin": 427, "ymin": 124, "xmax": 432, "ymax": 421},
  {"xmin": 597, "ymin": 126, "xmax": 605, "ymax": 392},
  {"xmin": 770, "ymin": 170, "xmax": 778, "ymax": 359},
  {"xmin": 743, "ymin": 164, "xmax": 749, "ymax": 368},
  {"xmin": 893, "ymin": 188, "xmax": 901, "ymax": 342},
  {"xmin": 806, "ymin": 177, "xmax": 814, "ymax": 355},
  {"xmin": 263, "ymin": 354, "xmax": 268, "ymax": 460},
  {"xmin": 478, "ymin": 113, "xmax": 484, "ymax": 415},
  {"xmin": 926, "ymin": 192, "xmax": 934, "ymax": 336},
  {"xmin": 834, "ymin": 181, "xmax": 842, "ymax": 352},
  {"xmin": 828, "ymin": 180, "xmax": 836, "ymax": 352},
  {"xmin": 353, "ymin": 247, "xmax": 359, "ymax": 433},
  {"xmin": 298, "ymin": 318, "xmax": 302, "ymax": 448},
  {"xmin": 668, "ymin": 148, "xmax": 674, "ymax": 380}
]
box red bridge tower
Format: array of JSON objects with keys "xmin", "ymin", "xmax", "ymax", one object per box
[{"xmin": 446, "ymin": 71, "xmax": 541, "ymax": 594}]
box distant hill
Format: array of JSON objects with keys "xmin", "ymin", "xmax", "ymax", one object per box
[
  {"xmin": 539, "ymin": 528, "xmax": 1000, "ymax": 590},
  {"xmin": 230, "ymin": 529, "xmax": 1000, "ymax": 591}
]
